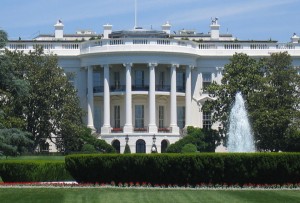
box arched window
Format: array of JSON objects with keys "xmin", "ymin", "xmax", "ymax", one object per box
[
  {"xmin": 161, "ymin": 140, "xmax": 169, "ymax": 153},
  {"xmin": 136, "ymin": 139, "xmax": 146, "ymax": 153},
  {"xmin": 112, "ymin": 140, "xmax": 120, "ymax": 154}
]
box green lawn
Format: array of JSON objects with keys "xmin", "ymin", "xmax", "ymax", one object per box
[{"xmin": 0, "ymin": 188, "xmax": 299, "ymax": 203}]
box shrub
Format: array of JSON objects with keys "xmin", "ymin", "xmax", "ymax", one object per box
[
  {"xmin": 65, "ymin": 153, "xmax": 300, "ymax": 186},
  {"xmin": 81, "ymin": 144, "xmax": 96, "ymax": 153},
  {"xmin": 124, "ymin": 144, "xmax": 131, "ymax": 154},
  {"xmin": 0, "ymin": 160, "xmax": 72, "ymax": 182},
  {"xmin": 181, "ymin": 144, "xmax": 197, "ymax": 153}
]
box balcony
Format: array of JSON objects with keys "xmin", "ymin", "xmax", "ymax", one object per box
[
  {"xmin": 110, "ymin": 85, "xmax": 126, "ymax": 92},
  {"xmin": 156, "ymin": 85, "xmax": 170, "ymax": 91},
  {"xmin": 132, "ymin": 85, "xmax": 149, "ymax": 91},
  {"xmin": 93, "ymin": 86, "xmax": 103, "ymax": 93}
]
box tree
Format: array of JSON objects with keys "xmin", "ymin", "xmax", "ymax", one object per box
[
  {"xmin": 0, "ymin": 30, "xmax": 7, "ymax": 48},
  {"xmin": 166, "ymin": 127, "xmax": 220, "ymax": 153},
  {"xmin": 124, "ymin": 143, "xmax": 131, "ymax": 154},
  {"xmin": 0, "ymin": 128, "xmax": 33, "ymax": 158},
  {"xmin": 204, "ymin": 52, "xmax": 300, "ymax": 151},
  {"xmin": 181, "ymin": 143, "xmax": 197, "ymax": 153}
]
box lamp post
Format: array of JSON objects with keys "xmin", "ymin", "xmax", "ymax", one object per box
[
  {"xmin": 151, "ymin": 135, "xmax": 157, "ymax": 153},
  {"xmin": 125, "ymin": 134, "xmax": 129, "ymax": 144}
]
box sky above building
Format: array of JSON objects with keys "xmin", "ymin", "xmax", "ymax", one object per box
[{"xmin": 0, "ymin": 0, "xmax": 299, "ymax": 42}]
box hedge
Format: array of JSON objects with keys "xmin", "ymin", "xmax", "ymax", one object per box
[
  {"xmin": 65, "ymin": 153, "xmax": 300, "ymax": 186},
  {"xmin": 0, "ymin": 160, "xmax": 72, "ymax": 182}
]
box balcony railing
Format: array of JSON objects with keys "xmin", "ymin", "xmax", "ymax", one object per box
[
  {"xmin": 110, "ymin": 85, "xmax": 126, "ymax": 92},
  {"xmin": 176, "ymin": 86, "xmax": 185, "ymax": 93},
  {"xmin": 156, "ymin": 85, "xmax": 171, "ymax": 91},
  {"xmin": 93, "ymin": 85, "xmax": 186, "ymax": 93},
  {"xmin": 132, "ymin": 85, "xmax": 149, "ymax": 91},
  {"xmin": 93, "ymin": 86, "xmax": 103, "ymax": 93}
]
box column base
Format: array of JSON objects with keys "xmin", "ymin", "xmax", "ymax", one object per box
[
  {"xmin": 87, "ymin": 125, "xmax": 96, "ymax": 133},
  {"xmin": 123, "ymin": 125, "xmax": 133, "ymax": 133},
  {"xmin": 170, "ymin": 125, "xmax": 180, "ymax": 134},
  {"xmin": 148, "ymin": 125, "xmax": 158, "ymax": 133},
  {"xmin": 101, "ymin": 126, "xmax": 111, "ymax": 134}
]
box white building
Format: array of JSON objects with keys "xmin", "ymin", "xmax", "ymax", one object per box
[{"xmin": 2, "ymin": 19, "xmax": 300, "ymax": 153}]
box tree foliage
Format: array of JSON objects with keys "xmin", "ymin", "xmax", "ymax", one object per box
[
  {"xmin": 166, "ymin": 126, "xmax": 220, "ymax": 153},
  {"xmin": 204, "ymin": 52, "xmax": 300, "ymax": 152},
  {"xmin": 0, "ymin": 30, "xmax": 7, "ymax": 48}
]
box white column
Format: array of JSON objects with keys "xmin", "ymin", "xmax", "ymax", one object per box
[
  {"xmin": 148, "ymin": 63, "xmax": 158, "ymax": 133},
  {"xmin": 101, "ymin": 64, "xmax": 111, "ymax": 133},
  {"xmin": 123, "ymin": 63, "xmax": 133, "ymax": 133},
  {"xmin": 185, "ymin": 65, "xmax": 192, "ymax": 128},
  {"xmin": 87, "ymin": 66, "xmax": 95, "ymax": 131},
  {"xmin": 170, "ymin": 64, "xmax": 179, "ymax": 133}
]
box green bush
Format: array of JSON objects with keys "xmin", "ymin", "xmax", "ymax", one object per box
[
  {"xmin": 181, "ymin": 144, "xmax": 197, "ymax": 153},
  {"xmin": 65, "ymin": 153, "xmax": 300, "ymax": 186},
  {"xmin": 81, "ymin": 144, "xmax": 96, "ymax": 153},
  {"xmin": 124, "ymin": 144, "xmax": 131, "ymax": 154},
  {"xmin": 0, "ymin": 160, "xmax": 72, "ymax": 182}
]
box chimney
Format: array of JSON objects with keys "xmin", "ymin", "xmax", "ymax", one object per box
[
  {"xmin": 210, "ymin": 17, "xmax": 220, "ymax": 40},
  {"xmin": 54, "ymin": 20, "xmax": 64, "ymax": 39},
  {"xmin": 162, "ymin": 21, "xmax": 171, "ymax": 35},
  {"xmin": 103, "ymin": 24, "xmax": 113, "ymax": 39},
  {"xmin": 291, "ymin": 33, "xmax": 299, "ymax": 43}
]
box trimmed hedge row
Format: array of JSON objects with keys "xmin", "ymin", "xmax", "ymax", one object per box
[
  {"xmin": 0, "ymin": 160, "xmax": 72, "ymax": 182},
  {"xmin": 65, "ymin": 153, "xmax": 300, "ymax": 185}
]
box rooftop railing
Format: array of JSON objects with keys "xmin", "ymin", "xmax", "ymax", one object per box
[{"xmin": 2, "ymin": 39, "xmax": 300, "ymax": 56}]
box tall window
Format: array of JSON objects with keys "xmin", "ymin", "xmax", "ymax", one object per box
[
  {"xmin": 136, "ymin": 139, "xmax": 146, "ymax": 153},
  {"xmin": 202, "ymin": 73, "xmax": 212, "ymax": 92},
  {"xmin": 93, "ymin": 71, "xmax": 102, "ymax": 92},
  {"xmin": 159, "ymin": 71, "xmax": 164, "ymax": 88},
  {"xmin": 114, "ymin": 105, "xmax": 120, "ymax": 128},
  {"xmin": 114, "ymin": 72, "xmax": 120, "ymax": 89},
  {"xmin": 135, "ymin": 70, "xmax": 144, "ymax": 88},
  {"xmin": 112, "ymin": 140, "xmax": 120, "ymax": 154},
  {"xmin": 94, "ymin": 106, "xmax": 101, "ymax": 130},
  {"xmin": 135, "ymin": 105, "xmax": 144, "ymax": 128},
  {"xmin": 203, "ymin": 111, "xmax": 212, "ymax": 129},
  {"xmin": 159, "ymin": 106, "xmax": 164, "ymax": 128},
  {"xmin": 177, "ymin": 71, "xmax": 185, "ymax": 92},
  {"xmin": 177, "ymin": 106, "xmax": 185, "ymax": 129},
  {"xmin": 66, "ymin": 72, "xmax": 75, "ymax": 88}
]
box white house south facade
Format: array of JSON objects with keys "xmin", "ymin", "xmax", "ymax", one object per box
[{"xmin": 2, "ymin": 18, "xmax": 300, "ymax": 153}]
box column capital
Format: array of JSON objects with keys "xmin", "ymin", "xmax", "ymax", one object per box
[
  {"xmin": 101, "ymin": 64, "xmax": 110, "ymax": 69},
  {"xmin": 123, "ymin": 63, "xmax": 133, "ymax": 68},
  {"xmin": 171, "ymin": 64, "xmax": 180, "ymax": 69},
  {"xmin": 148, "ymin": 63, "xmax": 158, "ymax": 68},
  {"xmin": 187, "ymin": 65, "xmax": 195, "ymax": 70}
]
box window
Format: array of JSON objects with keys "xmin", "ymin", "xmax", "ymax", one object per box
[
  {"xmin": 159, "ymin": 71, "xmax": 164, "ymax": 88},
  {"xmin": 66, "ymin": 72, "xmax": 75, "ymax": 87},
  {"xmin": 161, "ymin": 140, "xmax": 169, "ymax": 153},
  {"xmin": 112, "ymin": 140, "xmax": 120, "ymax": 154},
  {"xmin": 114, "ymin": 105, "xmax": 120, "ymax": 128},
  {"xmin": 93, "ymin": 71, "xmax": 102, "ymax": 92},
  {"xmin": 135, "ymin": 105, "xmax": 144, "ymax": 128},
  {"xmin": 177, "ymin": 106, "xmax": 185, "ymax": 129},
  {"xmin": 159, "ymin": 106, "xmax": 164, "ymax": 128},
  {"xmin": 136, "ymin": 139, "xmax": 146, "ymax": 153},
  {"xmin": 202, "ymin": 73, "xmax": 212, "ymax": 92},
  {"xmin": 114, "ymin": 72, "xmax": 120, "ymax": 89},
  {"xmin": 94, "ymin": 106, "xmax": 101, "ymax": 131},
  {"xmin": 203, "ymin": 111, "xmax": 212, "ymax": 129},
  {"xmin": 177, "ymin": 71, "xmax": 185, "ymax": 92},
  {"xmin": 135, "ymin": 70, "xmax": 144, "ymax": 88}
]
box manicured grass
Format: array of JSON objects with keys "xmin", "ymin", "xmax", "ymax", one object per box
[{"xmin": 0, "ymin": 188, "xmax": 299, "ymax": 203}]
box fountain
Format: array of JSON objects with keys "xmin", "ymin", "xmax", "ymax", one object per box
[{"xmin": 227, "ymin": 92, "xmax": 255, "ymax": 152}]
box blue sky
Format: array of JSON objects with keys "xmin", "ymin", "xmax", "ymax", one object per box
[{"xmin": 1, "ymin": 0, "xmax": 299, "ymax": 42}]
